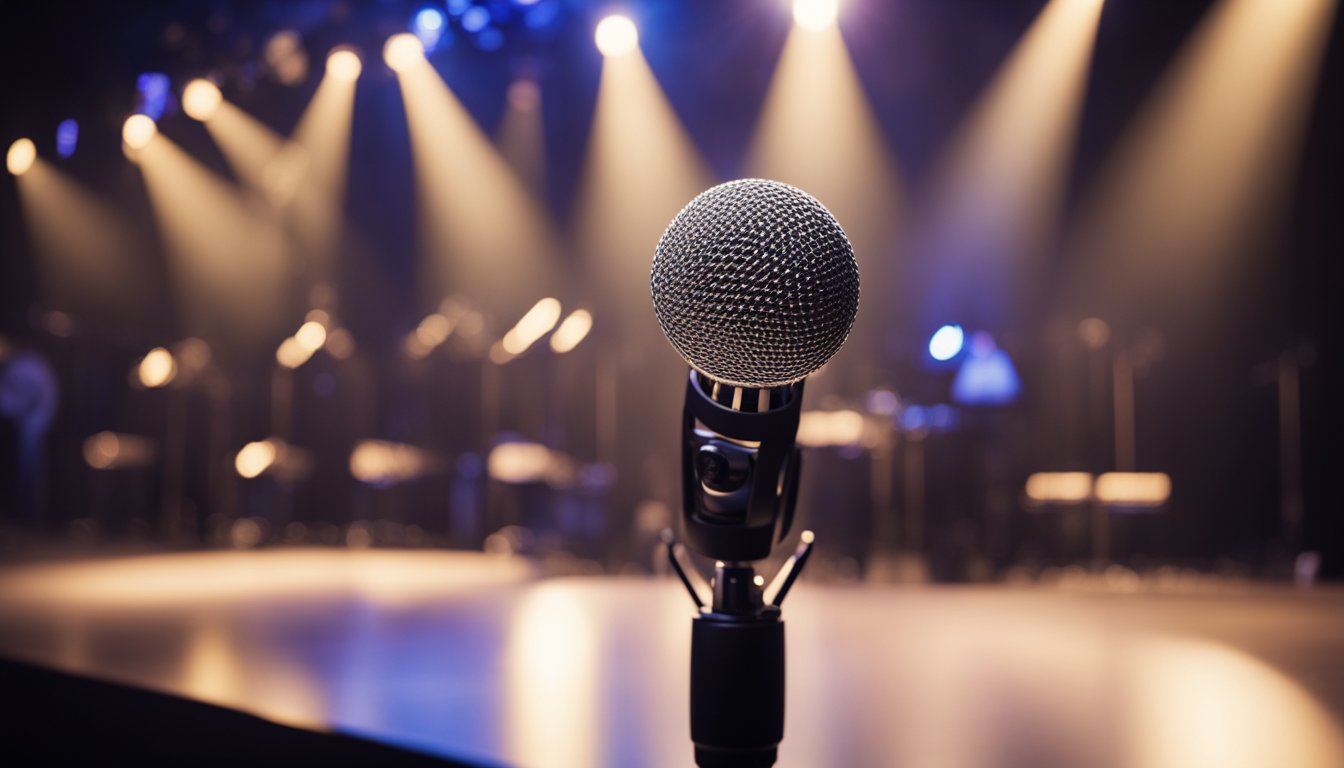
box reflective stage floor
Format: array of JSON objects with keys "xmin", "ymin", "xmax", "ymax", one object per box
[{"xmin": 1, "ymin": 549, "xmax": 1342, "ymax": 768}]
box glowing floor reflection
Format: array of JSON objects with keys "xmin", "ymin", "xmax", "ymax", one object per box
[{"xmin": 0, "ymin": 552, "xmax": 1341, "ymax": 768}]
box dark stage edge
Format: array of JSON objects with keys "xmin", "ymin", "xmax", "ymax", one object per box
[{"xmin": 0, "ymin": 657, "xmax": 499, "ymax": 768}]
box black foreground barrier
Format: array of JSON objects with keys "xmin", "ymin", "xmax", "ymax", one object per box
[{"xmin": 0, "ymin": 657, "xmax": 496, "ymax": 768}]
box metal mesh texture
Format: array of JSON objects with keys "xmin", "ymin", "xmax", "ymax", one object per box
[{"xmin": 651, "ymin": 179, "xmax": 860, "ymax": 388}]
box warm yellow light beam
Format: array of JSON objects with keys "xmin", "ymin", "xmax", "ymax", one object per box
[
  {"xmin": 917, "ymin": 0, "xmax": 1103, "ymax": 325},
  {"xmin": 15, "ymin": 158, "xmax": 151, "ymax": 318},
  {"xmin": 571, "ymin": 41, "xmax": 714, "ymax": 468},
  {"xmin": 122, "ymin": 114, "xmax": 157, "ymax": 151},
  {"xmin": 594, "ymin": 15, "xmax": 639, "ymax": 57},
  {"xmin": 1095, "ymin": 472, "xmax": 1171, "ymax": 506},
  {"xmin": 384, "ymin": 33, "xmax": 424, "ymax": 72},
  {"xmin": 1024, "ymin": 472, "xmax": 1094, "ymax": 504},
  {"xmin": 182, "ymin": 79, "xmax": 223, "ymax": 122},
  {"xmin": 502, "ymin": 297, "xmax": 562, "ymax": 355},
  {"xmin": 793, "ymin": 0, "xmax": 839, "ymax": 31},
  {"xmin": 203, "ymin": 100, "xmax": 288, "ymax": 201},
  {"xmin": 7, "ymin": 138, "xmax": 35, "ymax": 176},
  {"xmin": 138, "ymin": 347, "xmax": 178, "ymax": 388},
  {"xmin": 326, "ymin": 47, "xmax": 362, "ymax": 82},
  {"xmin": 135, "ymin": 135, "xmax": 290, "ymax": 346},
  {"xmin": 294, "ymin": 320, "xmax": 327, "ymax": 352},
  {"xmin": 235, "ymin": 440, "xmax": 278, "ymax": 479},
  {"xmin": 276, "ymin": 336, "xmax": 315, "ymax": 369},
  {"xmin": 574, "ymin": 47, "xmax": 713, "ymax": 327},
  {"xmin": 1068, "ymin": 0, "xmax": 1337, "ymax": 313},
  {"xmin": 746, "ymin": 21, "xmax": 903, "ymax": 385},
  {"xmin": 394, "ymin": 54, "xmax": 561, "ymax": 318},
  {"xmin": 349, "ymin": 440, "xmax": 440, "ymax": 485},
  {"xmin": 202, "ymin": 63, "xmax": 356, "ymax": 285},
  {"xmin": 796, "ymin": 409, "xmax": 867, "ymax": 447},
  {"xmin": 549, "ymin": 309, "xmax": 593, "ymax": 354},
  {"xmin": 288, "ymin": 59, "xmax": 358, "ymax": 282},
  {"xmin": 571, "ymin": 46, "xmax": 714, "ymax": 469}
]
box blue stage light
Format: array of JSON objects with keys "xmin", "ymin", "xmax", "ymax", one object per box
[
  {"xmin": 55, "ymin": 119, "xmax": 78, "ymax": 158},
  {"xmin": 952, "ymin": 332, "xmax": 1021, "ymax": 406},
  {"xmin": 461, "ymin": 5, "xmax": 490, "ymax": 32},
  {"xmin": 476, "ymin": 26, "xmax": 504, "ymax": 51},
  {"xmin": 135, "ymin": 73, "xmax": 171, "ymax": 121},
  {"xmin": 414, "ymin": 6, "xmax": 445, "ymax": 31},
  {"xmin": 523, "ymin": 0, "xmax": 560, "ymax": 30},
  {"xmin": 412, "ymin": 6, "xmax": 448, "ymax": 50},
  {"xmin": 928, "ymin": 324, "xmax": 965, "ymax": 361},
  {"xmin": 447, "ymin": 0, "xmax": 470, "ymax": 15}
]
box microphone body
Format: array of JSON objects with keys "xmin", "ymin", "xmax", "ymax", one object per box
[
  {"xmin": 652, "ymin": 179, "xmax": 859, "ymax": 768},
  {"xmin": 654, "ymin": 177, "xmax": 858, "ymax": 561}
]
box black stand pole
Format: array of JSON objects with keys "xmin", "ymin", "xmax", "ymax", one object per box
[{"xmin": 667, "ymin": 532, "xmax": 814, "ymax": 768}]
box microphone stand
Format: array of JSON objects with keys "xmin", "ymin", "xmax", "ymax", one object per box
[{"xmin": 666, "ymin": 370, "xmax": 815, "ymax": 767}]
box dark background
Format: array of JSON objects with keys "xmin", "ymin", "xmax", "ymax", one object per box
[{"xmin": 1, "ymin": 0, "xmax": 1339, "ymax": 576}]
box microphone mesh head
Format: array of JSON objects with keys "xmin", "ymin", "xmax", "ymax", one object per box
[{"xmin": 651, "ymin": 179, "xmax": 860, "ymax": 389}]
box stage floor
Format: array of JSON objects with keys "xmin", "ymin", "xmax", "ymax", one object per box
[{"xmin": 1, "ymin": 549, "xmax": 1342, "ymax": 768}]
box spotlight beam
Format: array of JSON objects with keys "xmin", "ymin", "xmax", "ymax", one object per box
[
  {"xmin": 574, "ymin": 43, "xmax": 713, "ymax": 327},
  {"xmin": 15, "ymin": 158, "xmax": 153, "ymax": 319},
  {"xmin": 570, "ymin": 24, "xmax": 715, "ymax": 516},
  {"xmin": 288, "ymin": 62, "xmax": 358, "ymax": 281},
  {"xmin": 123, "ymin": 115, "xmax": 158, "ymax": 151},
  {"xmin": 595, "ymin": 15, "xmax": 639, "ymax": 57},
  {"xmin": 135, "ymin": 135, "xmax": 292, "ymax": 348},
  {"xmin": 7, "ymin": 138, "xmax": 36, "ymax": 176},
  {"xmin": 200, "ymin": 63, "xmax": 357, "ymax": 286},
  {"xmin": 1067, "ymin": 0, "xmax": 1338, "ymax": 318},
  {"xmin": 183, "ymin": 79, "xmax": 223, "ymax": 122},
  {"xmin": 203, "ymin": 101, "xmax": 287, "ymax": 201},
  {"xmin": 393, "ymin": 51, "xmax": 561, "ymax": 318},
  {"xmin": 915, "ymin": 0, "xmax": 1104, "ymax": 330}
]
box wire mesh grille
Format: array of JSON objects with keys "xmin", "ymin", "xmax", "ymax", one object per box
[{"xmin": 651, "ymin": 179, "xmax": 860, "ymax": 388}]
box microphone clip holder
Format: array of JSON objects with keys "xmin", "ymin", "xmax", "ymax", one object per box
[{"xmin": 680, "ymin": 370, "xmax": 804, "ymax": 563}]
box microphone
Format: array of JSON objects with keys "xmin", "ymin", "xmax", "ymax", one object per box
[
  {"xmin": 652, "ymin": 178, "xmax": 860, "ymax": 391},
  {"xmin": 650, "ymin": 178, "xmax": 859, "ymax": 768}
]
